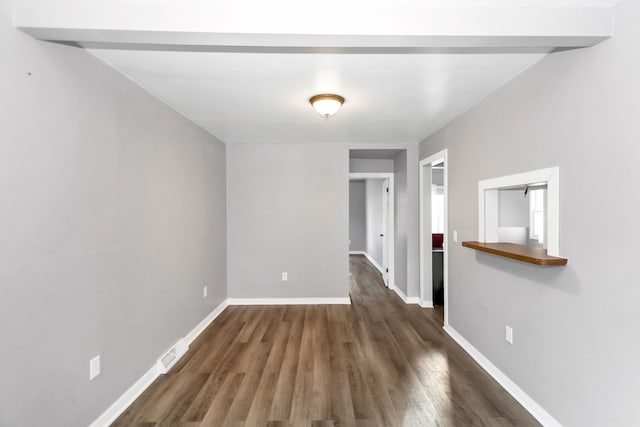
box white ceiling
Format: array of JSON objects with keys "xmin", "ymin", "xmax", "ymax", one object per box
[
  {"xmin": 91, "ymin": 48, "xmax": 548, "ymax": 144},
  {"xmin": 40, "ymin": 0, "xmax": 617, "ymax": 145},
  {"xmin": 402, "ymin": 0, "xmax": 619, "ymax": 5}
]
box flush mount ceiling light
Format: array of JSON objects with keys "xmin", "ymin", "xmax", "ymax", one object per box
[{"xmin": 309, "ymin": 94, "xmax": 345, "ymax": 119}]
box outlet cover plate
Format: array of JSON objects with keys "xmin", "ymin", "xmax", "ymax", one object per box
[
  {"xmin": 505, "ymin": 326, "xmax": 513, "ymax": 344},
  {"xmin": 90, "ymin": 355, "xmax": 101, "ymax": 380}
]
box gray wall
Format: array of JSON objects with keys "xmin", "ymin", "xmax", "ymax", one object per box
[
  {"xmin": 0, "ymin": 2, "xmax": 227, "ymax": 425},
  {"xmin": 419, "ymin": 0, "xmax": 640, "ymax": 424},
  {"xmin": 227, "ymin": 143, "xmax": 349, "ymax": 299},
  {"xmin": 393, "ymin": 147, "xmax": 420, "ymax": 296},
  {"xmin": 365, "ymin": 179, "xmax": 385, "ymax": 266},
  {"xmin": 432, "ymin": 168, "xmax": 444, "ymax": 187},
  {"xmin": 498, "ymin": 189, "xmax": 529, "ymax": 227},
  {"xmin": 349, "ymin": 158, "xmax": 394, "ymax": 173},
  {"xmin": 394, "ymin": 151, "xmax": 408, "ymax": 293},
  {"xmin": 349, "ymin": 180, "xmax": 366, "ymax": 252}
]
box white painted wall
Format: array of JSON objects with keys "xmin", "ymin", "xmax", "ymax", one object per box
[
  {"xmin": 0, "ymin": 1, "xmax": 227, "ymax": 425},
  {"xmin": 349, "ymin": 180, "xmax": 367, "ymax": 252},
  {"xmin": 419, "ymin": 0, "xmax": 640, "ymax": 424},
  {"xmin": 365, "ymin": 179, "xmax": 385, "ymax": 267}
]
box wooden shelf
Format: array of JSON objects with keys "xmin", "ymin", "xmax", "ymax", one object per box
[{"xmin": 461, "ymin": 241, "xmax": 568, "ymax": 266}]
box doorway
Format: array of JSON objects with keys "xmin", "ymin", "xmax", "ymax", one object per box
[
  {"xmin": 420, "ymin": 150, "xmax": 448, "ymax": 325},
  {"xmin": 349, "ymin": 173, "xmax": 395, "ymax": 288}
]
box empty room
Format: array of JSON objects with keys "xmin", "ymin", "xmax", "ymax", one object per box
[{"xmin": 2, "ymin": 0, "xmax": 639, "ymax": 426}]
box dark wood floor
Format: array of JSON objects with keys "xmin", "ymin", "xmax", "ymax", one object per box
[{"xmin": 113, "ymin": 255, "xmax": 539, "ymax": 426}]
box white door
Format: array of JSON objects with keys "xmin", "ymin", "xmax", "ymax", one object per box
[{"xmin": 381, "ymin": 179, "xmax": 389, "ymax": 287}]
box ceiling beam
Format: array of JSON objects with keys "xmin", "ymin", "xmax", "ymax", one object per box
[{"xmin": 14, "ymin": 1, "xmax": 615, "ymax": 48}]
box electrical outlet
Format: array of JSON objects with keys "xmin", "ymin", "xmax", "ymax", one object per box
[
  {"xmin": 505, "ymin": 325, "xmax": 513, "ymax": 344},
  {"xmin": 282, "ymin": 272, "xmax": 288, "ymax": 281},
  {"xmin": 89, "ymin": 355, "xmax": 101, "ymax": 380},
  {"xmin": 203, "ymin": 286, "xmax": 208, "ymax": 298},
  {"xmin": 453, "ymin": 230, "xmax": 458, "ymax": 243}
]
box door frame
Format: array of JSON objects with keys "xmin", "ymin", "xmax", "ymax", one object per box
[
  {"xmin": 381, "ymin": 177, "xmax": 390, "ymax": 287},
  {"xmin": 349, "ymin": 172, "xmax": 395, "ymax": 288},
  {"xmin": 419, "ymin": 149, "xmax": 448, "ymax": 325}
]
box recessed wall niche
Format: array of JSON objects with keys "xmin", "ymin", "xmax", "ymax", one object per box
[
  {"xmin": 462, "ymin": 167, "xmax": 567, "ymax": 266},
  {"xmin": 497, "ymin": 184, "xmax": 547, "ymax": 248}
]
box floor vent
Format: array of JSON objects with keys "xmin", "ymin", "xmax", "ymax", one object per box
[{"xmin": 156, "ymin": 338, "xmax": 188, "ymax": 375}]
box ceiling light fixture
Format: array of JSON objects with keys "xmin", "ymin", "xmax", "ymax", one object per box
[{"xmin": 309, "ymin": 94, "xmax": 345, "ymax": 119}]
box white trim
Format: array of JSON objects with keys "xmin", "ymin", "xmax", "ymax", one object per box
[
  {"xmin": 154, "ymin": 338, "xmax": 188, "ymax": 375},
  {"xmin": 419, "ymin": 299, "xmax": 434, "ymax": 308},
  {"xmin": 89, "ymin": 298, "xmax": 229, "ymax": 427},
  {"xmin": 184, "ymin": 300, "xmax": 230, "ymax": 345},
  {"xmin": 389, "ymin": 284, "xmax": 420, "ymax": 305},
  {"xmin": 349, "ymin": 173, "xmax": 393, "ymax": 180},
  {"xmin": 227, "ymin": 297, "xmax": 351, "ymax": 305},
  {"xmin": 349, "ymin": 250, "xmax": 366, "ymax": 255},
  {"xmin": 381, "ymin": 177, "xmax": 390, "ymax": 287},
  {"xmin": 419, "ymin": 149, "xmax": 449, "ymax": 325},
  {"xmin": 349, "ymin": 172, "xmax": 395, "ymax": 288},
  {"xmin": 443, "ymin": 325, "xmax": 562, "ymax": 427},
  {"xmin": 478, "ymin": 166, "xmax": 560, "ymax": 256},
  {"xmin": 88, "ymin": 363, "xmax": 159, "ymax": 427},
  {"xmin": 363, "ymin": 252, "xmax": 384, "ymax": 275}
]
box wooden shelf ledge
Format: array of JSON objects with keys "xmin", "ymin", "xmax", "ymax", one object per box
[{"xmin": 462, "ymin": 241, "xmax": 568, "ymax": 266}]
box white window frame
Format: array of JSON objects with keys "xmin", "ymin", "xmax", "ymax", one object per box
[{"xmin": 528, "ymin": 187, "xmax": 545, "ymax": 244}]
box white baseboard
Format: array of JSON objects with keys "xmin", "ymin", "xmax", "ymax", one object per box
[
  {"xmin": 227, "ymin": 297, "xmax": 351, "ymax": 305},
  {"xmin": 363, "ymin": 252, "xmax": 385, "ymax": 274},
  {"xmin": 419, "ymin": 299, "xmax": 434, "ymax": 308},
  {"xmin": 155, "ymin": 338, "xmax": 189, "ymax": 375},
  {"xmin": 443, "ymin": 325, "xmax": 562, "ymax": 427},
  {"xmin": 88, "ymin": 361, "xmax": 158, "ymax": 427},
  {"xmin": 350, "ymin": 250, "xmax": 385, "ymax": 274},
  {"xmin": 89, "ymin": 299, "xmax": 229, "ymax": 427},
  {"xmin": 185, "ymin": 300, "xmax": 229, "ymax": 345},
  {"xmin": 389, "ymin": 284, "xmax": 420, "ymax": 304}
]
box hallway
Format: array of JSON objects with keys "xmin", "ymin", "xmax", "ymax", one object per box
[{"xmin": 113, "ymin": 255, "xmax": 539, "ymax": 426}]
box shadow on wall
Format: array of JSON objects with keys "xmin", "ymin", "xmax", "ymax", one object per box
[{"xmin": 473, "ymin": 252, "xmax": 581, "ymax": 296}]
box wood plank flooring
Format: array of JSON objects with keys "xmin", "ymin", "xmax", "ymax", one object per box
[{"xmin": 112, "ymin": 255, "xmax": 539, "ymax": 426}]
